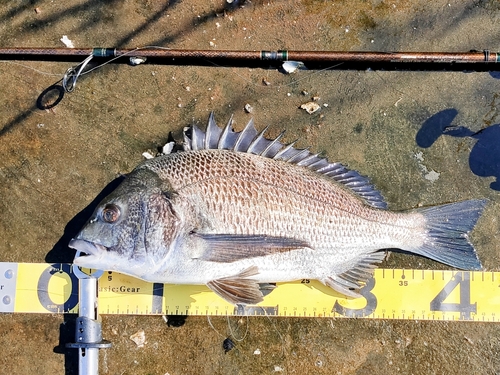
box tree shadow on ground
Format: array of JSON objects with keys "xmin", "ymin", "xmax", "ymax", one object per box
[
  {"xmin": 416, "ymin": 108, "xmax": 500, "ymax": 190},
  {"xmin": 0, "ymin": 0, "xmax": 253, "ymax": 136}
]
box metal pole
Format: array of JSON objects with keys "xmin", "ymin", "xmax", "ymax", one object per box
[{"xmin": 66, "ymin": 262, "xmax": 111, "ymax": 375}]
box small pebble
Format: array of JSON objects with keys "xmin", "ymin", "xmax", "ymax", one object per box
[
  {"xmin": 130, "ymin": 330, "xmax": 146, "ymax": 347},
  {"xmin": 300, "ymin": 102, "xmax": 320, "ymax": 114},
  {"xmin": 129, "ymin": 56, "xmax": 146, "ymax": 66},
  {"xmin": 244, "ymin": 103, "xmax": 253, "ymax": 113},
  {"xmin": 223, "ymin": 338, "xmax": 235, "ymax": 353}
]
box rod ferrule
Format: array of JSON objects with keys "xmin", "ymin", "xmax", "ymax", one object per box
[
  {"xmin": 92, "ymin": 48, "xmax": 116, "ymax": 57},
  {"xmin": 261, "ymin": 50, "xmax": 288, "ymax": 61}
]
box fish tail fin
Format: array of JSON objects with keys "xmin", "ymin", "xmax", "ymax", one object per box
[{"xmin": 410, "ymin": 199, "xmax": 487, "ymax": 270}]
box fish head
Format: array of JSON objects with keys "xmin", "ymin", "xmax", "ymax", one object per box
[{"xmin": 69, "ymin": 168, "xmax": 181, "ymax": 278}]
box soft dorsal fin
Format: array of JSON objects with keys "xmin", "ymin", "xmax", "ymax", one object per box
[{"xmin": 182, "ymin": 113, "xmax": 387, "ymax": 209}]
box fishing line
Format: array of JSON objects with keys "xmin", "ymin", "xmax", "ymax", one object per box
[
  {"xmin": 260, "ymin": 307, "xmax": 286, "ymax": 357},
  {"xmin": 206, "ymin": 314, "xmax": 226, "ymax": 338},
  {"xmin": 203, "ymin": 58, "xmax": 345, "ymax": 89},
  {"xmin": 372, "ymin": 70, "xmax": 421, "ymax": 108},
  {"xmin": 206, "ymin": 313, "xmax": 249, "ymax": 343},
  {"xmin": 226, "ymin": 315, "xmax": 249, "ymax": 342},
  {"xmin": 2, "ymin": 46, "xmax": 171, "ymax": 92},
  {"xmin": 61, "ymin": 47, "xmax": 146, "ymax": 92},
  {"xmin": 1, "ymin": 44, "xmax": 345, "ymax": 93},
  {"xmin": 62, "ymin": 54, "xmax": 94, "ymax": 92},
  {"xmin": 1, "ymin": 44, "xmax": 414, "ymax": 103},
  {"xmin": 0, "ymin": 60, "xmax": 63, "ymax": 77}
]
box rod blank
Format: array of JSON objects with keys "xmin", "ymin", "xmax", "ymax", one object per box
[{"xmin": 1, "ymin": 47, "xmax": 498, "ymax": 70}]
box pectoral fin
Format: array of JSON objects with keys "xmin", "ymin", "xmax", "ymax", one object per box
[
  {"xmin": 207, "ymin": 266, "xmax": 264, "ymax": 305},
  {"xmin": 194, "ymin": 233, "xmax": 310, "ymax": 263}
]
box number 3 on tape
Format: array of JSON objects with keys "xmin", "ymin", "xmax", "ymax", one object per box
[{"xmin": 332, "ymin": 278, "xmax": 377, "ymax": 318}]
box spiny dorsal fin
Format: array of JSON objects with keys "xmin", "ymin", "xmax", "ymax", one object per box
[{"xmin": 182, "ymin": 113, "xmax": 387, "ymax": 209}]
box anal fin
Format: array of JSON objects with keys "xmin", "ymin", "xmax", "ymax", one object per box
[
  {"xmin": 207, "ymin": 266, "xmax": 264, "ymax": 305},
  {"xmin": 324, "ymin": 251, "xmax": 386, "ymax": 298}
]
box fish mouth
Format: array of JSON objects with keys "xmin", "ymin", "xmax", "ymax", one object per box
[{"xmin": 68, "ymin": 239, "xmax": 108, "ymax": 264}]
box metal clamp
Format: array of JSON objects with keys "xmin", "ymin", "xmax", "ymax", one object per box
[{"xmin": 66, "ymin": 316, "xmax": 111, "ymax": 349}]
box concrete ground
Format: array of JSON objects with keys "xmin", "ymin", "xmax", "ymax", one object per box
[{"xmin": 1, "ymin": 0, "xmax": 500, "ymax": 374}]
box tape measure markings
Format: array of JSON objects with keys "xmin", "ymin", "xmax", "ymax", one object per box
[{"xmin": 1, "ymin": 262, "xmax": 499, "ymax": 321}]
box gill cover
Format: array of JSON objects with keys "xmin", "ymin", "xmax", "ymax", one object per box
[{"xmin": 70, "ymin": 168, "xmax": 180, "ymax": 275}]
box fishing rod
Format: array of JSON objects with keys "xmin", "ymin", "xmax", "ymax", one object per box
[
  {"xmin": 0, "ymin": 46, "xmax": 500, "ymax": 92},
  {"xmin": 2, "ymin": 46, "xmax": 499, "ymax": 66},
  {"xmin": 2, "ymin": 47, "xmax": 499, "ymax": 93}
]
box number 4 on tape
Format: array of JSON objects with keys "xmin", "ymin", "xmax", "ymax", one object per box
[{"xmin": 430, "ymin": 272, "xmax": 476, "ymax": 320}]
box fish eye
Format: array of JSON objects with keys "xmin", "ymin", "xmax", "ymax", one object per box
[{"xmin": 101, "ymin": 204, "xmax": 121, "ymax": 223}]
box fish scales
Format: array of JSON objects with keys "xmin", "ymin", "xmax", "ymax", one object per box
[
  {"xmin": 69, "ymin": 113, "xmax": 486, "ymax": 305},
  {"xmin": 144, "ymin": 150, "xmax": 420, "ymax": 255}
]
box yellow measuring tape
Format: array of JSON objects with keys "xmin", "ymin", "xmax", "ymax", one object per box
[{"xmin": 1, "ymin": 262, "xmax": 499, "ymax": 321}]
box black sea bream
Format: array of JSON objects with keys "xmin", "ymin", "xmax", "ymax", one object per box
[{"xmin": 69, "ymin": 113, "xmax": 486, "ymax": 305}]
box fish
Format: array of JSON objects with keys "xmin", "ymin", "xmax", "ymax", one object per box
[{"xmin": 69, "ymin": 113, "xmax": 487, "ymax": 305}]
